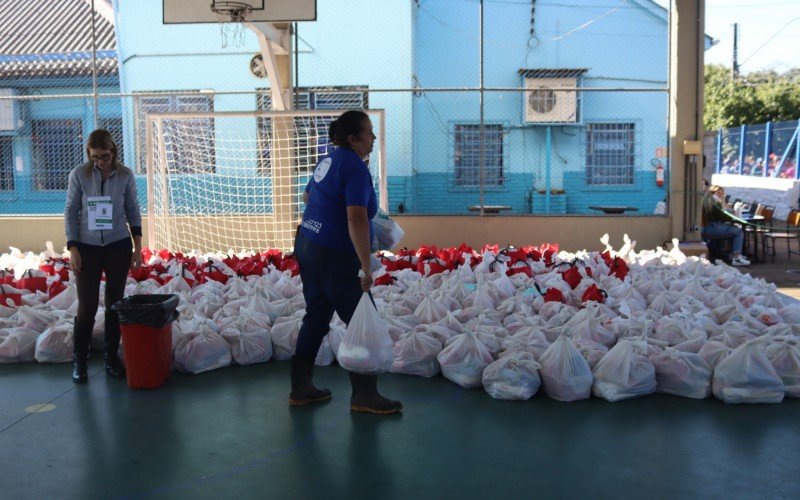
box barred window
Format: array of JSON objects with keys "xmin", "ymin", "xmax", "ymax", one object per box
[
  {"xmin": 32, "ymin": 119, "xmax": 83, "ymax": 191},
  {"xmin": 454, "ymin": 124, "xmax": 504, "ymax": 187},
  {"xmin": 586, "ymin": 123, "xmax": 634, "ymax": 185},
  {"xmin": 135, "ymin": 92, "xmax": 215, "ymax": 174},
  {"xmin": 0, "ymin": 137, "xmax": 13, "ymax": 191},
  {"xmin": 256, "ymin": 87, "xmax": 369, "ymax": 175}
]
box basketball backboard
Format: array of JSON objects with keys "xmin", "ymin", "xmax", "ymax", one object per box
[{"xmin": 163, "ymin": 0, "xmax": 316, "ymax": 24}]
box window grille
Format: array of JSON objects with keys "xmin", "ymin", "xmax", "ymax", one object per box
[
  {"xmin": 32, "ymin": 119, "xmax": 83, "ymax": 191},
  {"xmin": 454, "ymin": 124, "xmax": 504, "ymax": 187},
  {"xmin": 135, "ymin": 92, "xmax": 215, "ymax": 174},
  {"xmin": 586, "ymin": 123, "xmax": 635, "ymax": 185},
  {"xmin": 0, "ymin": 137, "xmax": 13, "ymax": 191},
  {"xmin": 256, "ymin": 87, "xmax": 369, "ymax": 175}
]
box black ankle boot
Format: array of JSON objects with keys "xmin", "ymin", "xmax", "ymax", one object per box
[
  {"xmin": 289, "ymin": 356, "xmax": 332, "ymax": 406},
  {"xmin": 349, "ymin": 372, "xmax": 402, "ymax": 415},
  {"xmin": 104, "ymin": 354, "xmax": 126, "ymax": 379},
  {"xmin": 72, "ymin": 354, "xmax": 88, "ymax": 384}
]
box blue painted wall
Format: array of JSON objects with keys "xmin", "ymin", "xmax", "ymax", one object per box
[
  {"xmin": 113, "ymin": 0, "xmax": 414, "ymax": 179},
  {"xmin": 2, "ymin": 0, "xmax": 675, "ymax": 217},
  {"xmin": 0, "ymin": 85, "xmax": 123, "ymax": 215},
  {"xmin": 409, "ymin": 0, "xmax": 670, "ymax": 214}
]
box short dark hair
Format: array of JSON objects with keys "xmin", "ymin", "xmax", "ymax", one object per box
[{"xmin": 328, "ymin": 110, "xmax": 369, "ymax": 150}]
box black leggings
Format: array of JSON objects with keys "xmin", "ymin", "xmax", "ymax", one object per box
[{"xmin": 73, "ymin": 239, "xmax": 132, "ymax": 357}]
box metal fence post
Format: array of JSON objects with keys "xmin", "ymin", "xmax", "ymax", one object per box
[
  {"xmin": 738, "ymin": 124, "xmax": 746, "ymax": 174},
  {"xmin": 764, "ymin": 121, "xmax": 772, "ymax": 177},
  {"xmin": 796, "ymin": 119, "xmax": 800, "ymax": 180}
]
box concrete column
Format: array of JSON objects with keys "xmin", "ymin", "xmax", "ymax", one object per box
[
  {"xmin": 668, "ymin": 0, "xmax": 705, "ymax": 241},
  {"xmin": 253, "ymin": 23, "xmax": 297, "ymax": 249}
]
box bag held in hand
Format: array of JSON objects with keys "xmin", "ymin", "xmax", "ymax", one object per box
[{"xmin": 337, "ymin": 292, "xmax": 393, "ymax": 374}]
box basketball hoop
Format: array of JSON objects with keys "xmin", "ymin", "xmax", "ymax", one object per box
[{"xmin": 211, "ymin": 1, "xmax": 253, "ymax": 48}]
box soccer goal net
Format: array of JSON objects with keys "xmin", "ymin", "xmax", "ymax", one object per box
[{"xmin": 145, "ymin": 109, "xmax": 387, "ymax": 253}]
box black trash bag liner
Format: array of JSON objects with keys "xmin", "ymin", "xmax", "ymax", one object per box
[{"xmin": 112, "ymin": 294, "xmax": 180, "ymax": 328}]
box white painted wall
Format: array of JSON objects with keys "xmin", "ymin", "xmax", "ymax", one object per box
[{"xmin": 711, "ymin": 174, "xmax": 800, "ymax": 220}]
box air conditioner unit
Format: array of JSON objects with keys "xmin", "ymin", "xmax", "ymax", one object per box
[
  {"xmin": 0, "ymin": 89, "xmax": 19, "ymax": 133},
  {"xmin": 524, "ymin": 77, "xmax": 577, "ymax": 124}
]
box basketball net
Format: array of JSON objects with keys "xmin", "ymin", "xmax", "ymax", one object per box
[{"xmin": 212, "ymin": 1, "xmax": 253, "ymax": 48}]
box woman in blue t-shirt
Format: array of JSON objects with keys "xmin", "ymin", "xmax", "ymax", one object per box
[{"xmin": 290, "ymin": 111, "xmax": 402, "ymax": 415}]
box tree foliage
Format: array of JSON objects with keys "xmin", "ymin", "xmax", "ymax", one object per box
[{"xmin": 704, "ymin": 64, "xmax": 800, "ymax": 130}]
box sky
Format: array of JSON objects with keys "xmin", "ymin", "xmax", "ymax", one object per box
[{"xmin": 658, "ymin": 0, "xmax": 800, "ymax": 73}]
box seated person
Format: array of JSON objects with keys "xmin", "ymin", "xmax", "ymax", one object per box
[{"xmin": 701, "ymin": 185, "xmax": 750, "ymax": 266}]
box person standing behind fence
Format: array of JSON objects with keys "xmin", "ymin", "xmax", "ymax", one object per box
[
  {"xmin": 64, "ymin": 129, "xmax": 143, "ymax": 384},
  {"xmin": 701, "ymin": 185, "xmax": 750, "ymax": 267},
  {"xmin": 291, "ymin": 110, "xmax": 402, "ymax": 415}
]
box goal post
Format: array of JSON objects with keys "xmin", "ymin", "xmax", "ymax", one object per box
[{"xmin": 145, "ymin": 109, "xmax": 387, "ymax": 253}]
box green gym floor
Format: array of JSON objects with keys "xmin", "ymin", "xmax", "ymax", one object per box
[{"xmin": 1, "ymin": 361, "xmax": 798, "ymax": 499}]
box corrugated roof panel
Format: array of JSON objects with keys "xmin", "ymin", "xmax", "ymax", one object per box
[{"xmin": 0, "ymin": 0, "xmax": 117, "ymax": 79}]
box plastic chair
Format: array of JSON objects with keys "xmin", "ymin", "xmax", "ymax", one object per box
[{"xmin": 764, "ymin": 209, "xmax": 800, "ymax": 263}]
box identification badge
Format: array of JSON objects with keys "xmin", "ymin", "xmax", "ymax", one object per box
[{"xmin": 88, "ymin": 196, "xmax": 113, "ymax": 230}]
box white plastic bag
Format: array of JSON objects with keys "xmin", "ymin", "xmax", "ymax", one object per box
[
  {"xmin": 765, "ymin": 338, "xmax": 800, "ymax": 398},
  {"xmin": 712, "ymin": 340, "xmax": 784, "ymax": 404},
  {"xmin": 592, "ymin": 338, "xmax": 656, "ymax": 402},
  {"xmin": 539, "ymin": 334, "xmax": 593, "ymax": 402},
  {"xmin": 372, "ymin": 217, "xmax": 405, "ymax": 250},
  {"xmin": 34, "ymin": 323, "xmax": 74, "ymax": 363},
  {"xmin": 390, "ymin": 330, "xmax": 442, "ymax": 377},
  {"xmin": 697, "ymin": 340, "xmax": 732, "ymax": 369},
  {"xmin": 174, "ymin": 328, "xmax": 232, "ymax": 374},
  {"xmin": 0, "ymin": 327, "xmax": 39, "ymax": 363},
  {"xmin": 337, "ymin": 293, "xmax": 394, "ymax": 374},
  {"xmin": 482, "ymin": 353, "xmax": 541, "ymax": 400},
  {"xmin": 221, "ymin": 325, "xmax": 272, "ymax": 366},
  {"xmin": 650, "ymin": 347, "xmax": 712, "ymax": 399},
  {"xmin": 437, "ymin": 330, "xmax": 494, "ymax": 389},
  {"xmin": 315, "ymin": 335, "xmax": 336, "ymax": 367},
  {"xmin": 270, "ymin": 314, "xmax": 302, "ymax": 361}
]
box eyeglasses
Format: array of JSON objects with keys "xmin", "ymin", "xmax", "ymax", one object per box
[{"xmin": 90, "ymin": 154, "xmax": 112, "ymax": 162}]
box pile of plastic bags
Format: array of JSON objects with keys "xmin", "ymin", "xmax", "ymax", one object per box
[{"xmin": 1, "ymin": 235, "xmax": 799, "ymax": 405}]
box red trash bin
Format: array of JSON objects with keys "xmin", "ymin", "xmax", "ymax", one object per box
[
  {"xmin": 113, "ymin": 294, "xmax": 180, "ymax": 389},
  {"xmin": 120, "ymin": 323, "xmax": 173, "ymax": 389}
]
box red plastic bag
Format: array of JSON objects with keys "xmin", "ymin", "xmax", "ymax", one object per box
[
  {"xmin": 608, "ymin": 257, "xmax": 629, "ymax": 280},
  {"xmin": 374, "ymin": 274, "xmax": 396, "ymax": 286},
  {"xmin": 237, "ymin": 259, "xmax": 265, "ymax": 277},
  {"xmin": 381, "ymin": 257, "xmax": 414, "ymax": 272},
  {"xmin": 581, "ymin": 284, "xmax": 607, "ymax": 304},
  {"xmin": 0, "ymin": 284, "xmax": 22, "ymax": 306},
  {"xmin": 16, "ymin": 270, "xmax": 47, "ymax": 293},
  {"xmin": 199, "ymin": 261, "xmax": 230, "ymax": 284},
  {"xmin": 561, "ymin": 266, "xmax": 582, "ymax": 289},
  {"xmin": 0, "ymin": 269, "xmax": 14, "ymax": 285},
  {"xmin": 48, "ymin": 280, "xmax": 67, "ymax": 300},
  {"xmin": 507, "ymin": 265, "xmax": 532, "ymax": 278},
  {"xmin": 416, "ymin": 257, "xmax": 449, "ymax": 276},
  {"xmin": 261, "ymin": 249, "xmax": 283, "ymax": 266},
  {"xmin": 129, "ymin": 266, "xmax": 153, "ymax": 282},
  {"xmin": 544, "ymin": 287, "xmax": 565, "ymax": 303},
  {"xmin": 278, "ymin": 255, "xmax": 299, "ymax": 276}
]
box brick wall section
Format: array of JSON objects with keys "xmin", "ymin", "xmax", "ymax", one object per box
[{"xmin": 408, "ymin": 172, "xmax": 535, "ymax": 214}]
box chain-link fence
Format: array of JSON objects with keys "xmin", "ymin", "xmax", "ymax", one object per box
[{"xmin": 0, "ymin": 0, "xmax": 673, "ymax": 218}]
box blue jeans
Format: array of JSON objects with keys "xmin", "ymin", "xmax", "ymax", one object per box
[
  {"xmin": 293, "ymin": 232, "xmax": 366, "ymax": 359},
  {"xmin": 703, "ymin": 222, "xmax": 743, "ymax": 254}
]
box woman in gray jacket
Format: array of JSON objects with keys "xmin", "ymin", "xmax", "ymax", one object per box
[{"xmin": 64, "ymin": 129, "xmax": 142, "ymax": 383}]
